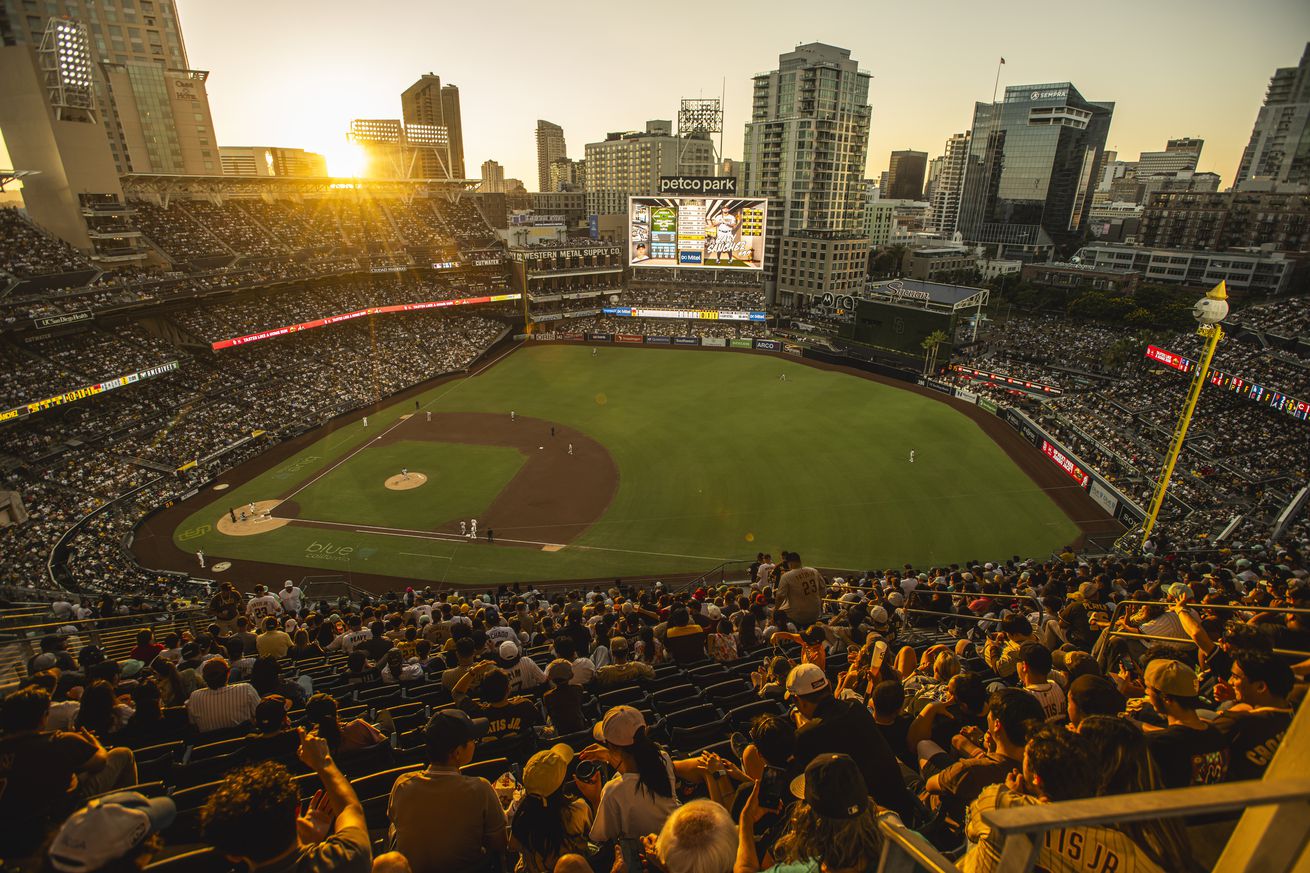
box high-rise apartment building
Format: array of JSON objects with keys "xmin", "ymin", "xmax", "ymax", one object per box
[
  {"xmin": 957, "ymin": 82, "xmax": 1113, "ymax": 259},
  {"xmin": 885, "ymin": 150, "xmax": 928, "ymax": 200},
  {"xmin": 924, "ymin": 156, "xmax": 943, "ymax": 202},
  {"xmin": 549, "ymin": 157, "xmax": 582, "ymax": 192},
  {"xmin": 0, "ymin": 0, "xmax": 220, "ymax": 176},
  {"xmin": 742, "ymin": 43, "xmax": 873, "ymax": 303},
  {"xmin": 536, "ymin": 120, "xmax": 567, "ymax": 192},
  {"xmin": 400, "ymin": 73, "xmax": 465, "ymax": 179},
  {"xmin": 1136, "ymin": 137, "xmax": 1203, "ymax": 177},
  {"xmin": 481, "ymin": 159, "xmax": 506, "ymax": 193},
  {"xmin": 582, "ymin": 120, "xmax": 713, "ymax": 216},
  {"xmin": 1235, "ymin": 43, "xmax": 1310, "ymax": 186},
  {"xmin": 219, "ymin": 147, "xmax": 327, "ymax": 177},
  {"xmin": 928, "ymin": 132, "xmax": 970, "ymax": 236}
]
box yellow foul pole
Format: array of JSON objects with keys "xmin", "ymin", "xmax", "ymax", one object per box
[{"xmin": 1138, "ymin": 281, "xmax": 1228, "ymax": 549}]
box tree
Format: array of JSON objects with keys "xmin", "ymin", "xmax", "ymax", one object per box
[{"xmin": 921, "ymin": 329, "xmax": 951, "ymax": 377}]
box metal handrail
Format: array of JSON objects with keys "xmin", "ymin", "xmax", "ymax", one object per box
[
  {"xmin": 877, "ymin": 818, "xmax": 961, "ymax": 873},
  {"xmin": 1094, "ymin": 598, "xmax": 1310, "ymax": 666}
]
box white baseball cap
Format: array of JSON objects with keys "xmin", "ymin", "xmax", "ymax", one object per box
[
  {"xmin": 869, "ymin": 605, "xmax": 888, "ymax": 625},
  {"xmin": 593, "ymin": 705, "xmax": 647, "ymax": 747},
  {"xmin": 284, "ymin": 580, "xmax": 294, "ymax": 588},
  {"xmin": 785, "ymin": 663, "xmax": 830, "ymax": 698},
  {"xmin": 49, "ymin": 792, "xmax": 177, "ymax": 872},
  {"xmin": 498, "ymin": 640, "xmax": 520, "ymax": 660}
]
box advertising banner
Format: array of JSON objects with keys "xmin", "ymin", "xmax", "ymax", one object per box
[
  {"xmin": 784, "ymin": 343, "xmax": 803, "ymax": 356},
  {"xmin": 33, "ymin": 311, "xmax": 92, "ymax": 330},
  {"xmin": 673, "ymin": 337, "xmax": 701, "ymax": 346},
  {"xmin": 559, "ymin": 333, "xmax": 584, "ymax": 341},
  {"xmin": 954, "ymin": 387, "xmax": 979, "ymax": 405},
  {"xmin": 211, "ymin": 294, "xmax": 522, "ymax": 350},
  {"xmin": 629, "ymin": 196, "xmax": 767, "ymax": 270},
  {"xmin": 562, "ymin": 309, "xmax": 601, "ymax": 319},
  {"xmin": 645, "ymin": 335, "xmax": 672, "ymax": 345},
  {"xmin": 978, "ymin": 397, "xmax": 999, "ymax": 414},
  {"xmin": 588, "ymin": 214, "xmax": 599, "ymax": 239},
  {"xmin": 950, "ymin": 364, "xmax": 1062, "ymax": 396},
  {"xmin": 0, "ymin": 360, "xmax": 180, "ymax": 423},
  {"xmin": 1089, "ymin": 479, "xmax": 1118, "ymax": 515},
  {"xmin": 729, "ymin": 339, "xmax": 753, "ymax": 349},
  {"xmin": 602, "ymin": 306, "xmax": 765, "ymax": 322},
  {"xmin": 926, "ymin": 380, "xmax": 955, "ymax": 395},
  {"xmin": 702, "ymin": 337, "xmax": 727, "ymax": 348},
  {"xmin": 1040, "ymin": 439, "xmax": 1091, "ymax": 488},
  {"xmin": 585, "ymin": 333, "xmax": 613, "ymax": 342},
  {"xmin": 532, "ymin": 313, "xmax": 563, "ymax": 322},
  {"xmin": 753, "ymin": 339, "xmax": 781, "ymax": 352},
  {"xmin": 1145, "ymin": 344, "xmax": 1309, "ymax": 422},
  {"xmin": 616, "ymin": 334, "xmax": 644, "ymax": 344}
]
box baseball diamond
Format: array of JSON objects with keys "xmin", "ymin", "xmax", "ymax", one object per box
[{"xmin": 133, "ymin": 344, "xmax": 1113, "ymax": 590}]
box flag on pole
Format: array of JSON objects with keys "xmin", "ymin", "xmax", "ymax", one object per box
[{"xmin": 1000, "ymin": 57, "xmax": 1006, "ymax": 64}]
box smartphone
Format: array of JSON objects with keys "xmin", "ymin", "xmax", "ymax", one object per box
[
  {"xmin": 1119, "ymin": 656, "xmax": 1138, "ymax": 677},
  {"xmin": 618, "ymin": 836, "xmax": 643, "ymax": 872},
  {"xmin": 758, "ymin": 764, "xmax": 788, "ymax": 811}
]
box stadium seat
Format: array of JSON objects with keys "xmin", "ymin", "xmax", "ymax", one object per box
[
  {"xmin": 650, "ymin": 684, "xmax": 697, "ymax": 708},
  {"xmin": 640, "ymin": 671, "xmax": 695, "ymax": 692},
  {"xmin": 716, "ymin": 689, "xmax": 766, "ymax": 711},
  {"xmin": 662, "ymin": 704, "xmax": 722, "ymax": 731},
  {"xmin": 337, "ymin": 740, "xmax": 395, "ymax": 778},
  {"xmin": 133, "ymin": 740, "xmax": 185, "ymax": 784},
  {"xmin": 670, "ymin": 719, "xmax": 730, "ymax": 754},
  {"xmin": 87, "ymin": 781, "xmax": 166, "ymax": 803},
  {"xmin": 597, "ymin": 686, "xmax": 651, "ymax": 709},
  {"xmin": 726, "ymin": 699, "xmax": 785, "ymax": 731},
  {"xmin": 143, "ymin": 847, "xmax": 234, "ymax": 873},
  {"xmin": 355, "ymin": 686, "xmax": 403, "ymax": 708},
  {"xmin": 351, "ymin": 764, "xmax": 425, "ymax": 832},
  {"xmin": 553, "ymin": 727, "xmax": 597, "ymax": 753},
  {"xmin": 473, "ymin": 732, "xmax": 534, "ymax": 765},
  {"xmin": 702, "ymin": 678, "xmax": 751, "ymax": 699},
  {"xmin": 461, "ymin": 757, "xmax": 512, "ymax": 781},
  {"xmin": 187, "ymin": 736, "xmax": 247, "ymax": 762},
  {"xmin": 379, "ymin": 701, "xmax": 427, "ymax": 735}
]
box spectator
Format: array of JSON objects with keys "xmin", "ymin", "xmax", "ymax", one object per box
[
  {"xmin": 775, "ymin": 553, "xmax": 824, "ymax": 628},
  {"xmin": 257, "ymin": 616, "xmax": 294, "ymax": 659},
  {"xmin": 46, "ymin": 790, "xmax": 177, "ymax": 873},
  {"xmin": 736, "ymin": 753, "xmax": 889, "ymax": 873},
  {"xmin": 542, "ymin": 659, "xmax": 588, "ymax": 735},
  {"xmin": 74, "ymin": 679, "xmax": 134, "ymax": 740},
  {"xmin": 1212, "ymin": 650, "xmax": 1294, "ymax": 781},
  {"xmin": 458, "ymin": 667, "xmax": 540, "ymax": 739},
  {"xmin": 289, "ymin": 628, "xmax": 325, "ymax": 660},
  {"xmin": 1016, "ymin": 642, "xmax": 1067, "ymax": 719},
  {"xmin": 127, "ymin": 629, "xmax": 165, "ymax": 664},
  {"xmin": 1064, "ymin": 675, "xmax": 1126, "ymax": 729},
  {"xmin": 186, "ymin": 657, "xmax": 261, "ymax": 732},
  {"xmin": 787, "ymin": 664, "xmax": 917, "ymax": 822},
  {"xmin": 509, "ymin": 744, "xmax": 592, "ymax": 873},
  {"xmin": 983, "ymin": 614, "xmax": 1036, "ymax": 680},
  {"xmin": 0, "ymin": 687, "xmax": 138, "ymax": 858},
  {"xmin": 495, "ymin": 640, "xmax": 547, "ymax": 693},
  {"xmin": 664, "ymin": 608, "xmax": 707, "ymax": 663},
  {"xmin": 576, "ymin": 706, "xmax": 680, "ymax": 842},
  {"xmin": 653, "ymin": 799, "xmax": 737, "ymax": 873},
  {"xmin": 304, "ymin": 693, "xmax": 385, "ymax": 756},
  {"xmin": 202, "ymin": 728, "xmax": 378, "ymax": 872},
  {"xmin": 871, "ymin": 680, "xmax": 915, "ymax": 769},
  {"xmin": 594, "ymin": 636, "xmax": 654, "ymax": 686},
  {"xmin": 387, "ymin": 710, "xmax": 507, "ymax": 872},
  {"xmin": 1139, "ymin": 659, "xmax": 1228, "ymax": 788}
]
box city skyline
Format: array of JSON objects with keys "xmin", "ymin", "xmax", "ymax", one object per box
[{"xmin": 1, "ymin": 0, "xmax": 1307, "ymax": 190}]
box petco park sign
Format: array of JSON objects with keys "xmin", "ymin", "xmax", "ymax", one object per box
[{"xmin": 659, "ymin": 175, "xmax": 737, "ymax": 195}]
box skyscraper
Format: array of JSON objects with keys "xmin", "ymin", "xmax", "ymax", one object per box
[
  {"xmin": 401, "ymin": 73, "xmax": 465, "ymax": 179},
  {"xmin": 583, "ymin": 120, "xmax": 712, "ymax": 215},
  {"xmin": 886, "ymin": 150, "xmax": 928, "ymax": 200},
  {"xmin": 957, "ymin": 83, "xmax": 1113, "ymax": 259},
  {"xmin": 0, "ymin": 0, "xmax": 220, "ymax": 175},
  {"xmin": 1235, "ymin": 43, "xmax": 1310, "ymax": 186},
  {"xmin": 928, "ymin": 132, "xmax": 971, "ymax": 236},
  {"xmin": 536, "ymin": 120, "xmax": 567, "ymax": 192},
  {"xmin": 481, "ymin": 160, "xmax": 506, "ymax": 193},
  {"xmin": 743, "ymin": 43, "xmax": 873, "ymax": 303},
  {"xmin": 1136, "ymin": 137, "xmax": 1203, "ymax": 177}
]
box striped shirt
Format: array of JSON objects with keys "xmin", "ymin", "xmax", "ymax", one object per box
[{"xmin": 186, "ymin": 682, "xmax": 261, "ymax": 733}]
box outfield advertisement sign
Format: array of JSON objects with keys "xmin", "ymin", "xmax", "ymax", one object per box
[
  {"xmin": 1040, "ymin": 440, "xmax": 1091, "ymax": 489},
  {"xmin": 701, "ymin": 337, "xmax": 727, "ymax": 347},
  {"xmin": 602, "ymin": 307, "xmax": 766, "ymax": 322},
  {"xmin": 645, "ymin": 335, "xmax": 672, "ymax": 345},
  {"xmin": 211, "ymin": 293, "xmax": 522, "ymax": 350},
  {"xmin": 729, "ymin": 339, "xmax": 753, "ymax": 348},
  {"xmin": 616, "ymin": 334, "xmax": 644, "ymax": 344},
  {"xmin": 0, "ymin": 360, "xmax": 180, "ymax": 423},
  {"xmin": 753, "ymin": 339, "xmax": 781, "ymax": 352},
  {"xmin": 978, "ymin": 397, "xmax": 999, "ymax": 414},
  {"xmin": 629, "ymin": 196, "xmax": 767, "ymax": 270},
  {"xmin": 674, "ymin": 337, "xmax": 700, "ymax": 346},
  {"xmin": 585, "ymin": 333, "xmax": 612, "ymax": 342}
]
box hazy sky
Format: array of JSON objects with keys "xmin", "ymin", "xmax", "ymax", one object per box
[{"xmin": 4, "ymin": 0, "xmax": 1309, "ymax": 189}]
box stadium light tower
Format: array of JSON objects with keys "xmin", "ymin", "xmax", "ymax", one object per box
[
  {"xmin": 1123, "ymin": 280, "xmax": 1229, "ymax": 553},
  {"xmin": 38, "ymin": 18, "xmax": 96, "ymax": 122},
  {"xmin": 678, "ymin": 98, "xmax": 722, "ymax": 174}
]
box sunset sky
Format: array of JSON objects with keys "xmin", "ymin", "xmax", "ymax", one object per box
[{"xmin": 3, "ymin": 0, "xmax": 1309, "ymax": 189}]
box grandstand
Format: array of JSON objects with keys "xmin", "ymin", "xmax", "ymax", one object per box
[{"xmin": 2, "ymin": 178, "xmax": 1309, "ymax": 873}]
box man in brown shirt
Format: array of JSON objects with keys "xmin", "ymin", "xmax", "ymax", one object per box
[
  {"xmin": 920, "ymin": 688, "xmax": 1045, "ymax": 821},
  {"xmin": 388, "ymin": 709, "xmax": 507, "ymax": 872},
  {"xmin": 775, "ymin": 552, "xmax": 825, "ymax": 628}
]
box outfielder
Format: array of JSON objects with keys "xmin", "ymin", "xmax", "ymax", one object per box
[
  {"xmin": 910, "ymin": 450, "xmax": 916, "ymax": 464},
  {"xmin": 510, "ymin": 411, "xmax": 516, "ymax": 422},
  {"xmin": 196, "ymin": 549, "xmax": 205, "ymax": 568},
  {"xmin": 568, "ymin": 443, "xmax": 574, "ymax": 456},
  {"xmin": 363, "ymin": 416, "xmax": 368, "ymax": 428},
  {"xmin": 426, "ymin": 411, "xmax": 431, "ymax": 422}
]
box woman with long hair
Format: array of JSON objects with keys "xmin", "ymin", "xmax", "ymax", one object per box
[
  {"xmin": 706, "ymin": 617, "xmax": 739, "ymax": 662},
  {"xmin": 249, "ymin": 655, "xmax": 306, "ymax": 706},
  {"xmin": 1077, "ymin": 715, "xmax": 1199, "ymax": 872},
  {"xmin": 736, "ymin": 752, "xmax": 887, "ymax": 872},
  {"xmin": 510, "ymin": 745, "xmax": 592, "ymax": 873},
  {"xmin": 574, "ymin": 706, "xmax": 680, "ymax": 842},
  {"xmin": 151, "ymin": 657, "xmax": 191, "ymax": 707},
  {"xmin": 633, "ymin": 624, "xmax": 666, "ymax": 666},
  {"xmin": 75, "ymin": 680, "xmax": 132, "ymax": 740},
  {"xmin": 289, "ymin": 628, "xmax": 323, "ymax": 660},
  {"xmin": 303, "ymin": 693, "xmax": 384, "ymax": 756},
  {"xmin": 736, "ymin": 612, "xmax": 761, "ymax": 654}
]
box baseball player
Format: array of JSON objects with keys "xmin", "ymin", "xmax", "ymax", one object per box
[
  {"xmin": 426, "ymin": 411, "xmax": 431, "ymax": 422},
  {"xmin": 568, "ymin": 443, "xmax": 574, "ymax": 456},
  {"xmin": 229, "ymin": 508, "xmax": 237, "ymax": 524},
  {"xmin": 592, "ymin": 348, "xmax": 598, "ymax": 357},
  {"xmin": 196, "ymin": 549, "xmax": 205, "ymax": 568},
  {"xmin": 510, "ymin": 411, "xmax": 516, "ymax": 422},
  {"xmin": 363, "ymin": 416, "xmax": 368, "ymax": 428},
  {"xmin": 249, "ymin": 502, "xmax": 256, "ymax": 514},
  {"xmin": 710, "ymin": 209, "xmax": 738, "ymax": 263},
  {"xmin": 460, "ymin": 520, "xmax": 467, "ymax": 537},
  {"xmin": 401, "ymin": 467, "xmax": 408, "ymax": 479},
  {"xmin": 470, "ymin": 518, "xmax": 478, "ymax": 539},
  {"xmin": 910, "ymin": 450, "xmax": 916, "ymax": 464}
]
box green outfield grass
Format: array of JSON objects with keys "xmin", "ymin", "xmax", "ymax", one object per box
[{"xmin": 172, "ymin": 345, "xmax": 1082, "ymax": 586}]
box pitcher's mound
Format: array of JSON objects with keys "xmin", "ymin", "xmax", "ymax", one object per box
[
  {"xmin": 386, "ymin": 472, "xmax": 427, "ymax": 491},
  {"xmin": 217, "ymin": 500, "xmax": 291, "ymax": 537}
]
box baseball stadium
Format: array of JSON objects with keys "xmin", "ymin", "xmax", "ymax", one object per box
[{"xmin": 1, "ymin": 16, "xmax": 1309, "ymax": 873}]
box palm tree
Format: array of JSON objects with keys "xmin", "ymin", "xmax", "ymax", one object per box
[{"xmin": 921, "ymin": 329, "xmax": 950, "ymax": 377}]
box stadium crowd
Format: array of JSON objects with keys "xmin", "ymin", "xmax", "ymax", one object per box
[{"xmin": 0, "ymin": 546, "xmax": 1304, "ymax": 873}]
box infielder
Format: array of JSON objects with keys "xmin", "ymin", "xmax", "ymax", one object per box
[
  {"xmin": 196, "ymin": 549, "xmax": 205, "ymax": 568},
  {"xmin": 426, "ymin": 411, "xmax": 432, "ymax": 422},
  {"xmin": 460, "ymin": 520, "xmax": 467, "ymax": 537},
  {"xmin": 470, "ymin": 518, "xmax": 478, "ymax": 539},
  {"xmin": 568, "ymin": 443, "xmax": 574, "ymax": 455},
  {"xmin": 510, "ymin": 411, "xmax": 516, "ymax": 422}
]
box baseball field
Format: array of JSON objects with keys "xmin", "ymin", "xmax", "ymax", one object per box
[{"xmin": 138, "ymin": 344, "xmax": 1100, "ymax": 590}]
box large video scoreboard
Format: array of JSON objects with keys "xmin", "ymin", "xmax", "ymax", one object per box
[{"xmin": 629, "ymin": 196, "xmax": 766, "ymax": 270}]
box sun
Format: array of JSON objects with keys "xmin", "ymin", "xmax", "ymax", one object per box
[{"xmin": 321, "ymin": 139, "xmax": 366, "ymax": 177}]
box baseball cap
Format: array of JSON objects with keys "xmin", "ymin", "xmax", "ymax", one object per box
[
  {"xmin": 886, "ymin": 591, "xmax": 904, "ymax": 608},
  {"xmin": 705, "ymin": 604, "xmax": 722, "ymax": 620},
  {"xmin": 425, "ymin": 709, "xmax": 489, "ymax": 753},
  {"xmin": 609, "ymin": 636, "xmax": 629, "ymax": 655},
  {"xmin": 1078, "ymin": 581, "xmax": 1098, "ymax": 599},
  {"xmin": 789, "ymin": 753, "xmax": 868, "ymax": 820},
  {"xmin": 546, "ymin": 659, "xmax": 574, "ymax": 682},
  {"xmin": 284, "ymin": 580, "xmax": 294, "ymax": 588},
  {"xmin": 593, "ymin": 705, "xmax": 647, "ymax": 747},
  {"xmin": 522, "ymin": 743, "xmax": 575, "ymax": 797},
  {"xmin": 498, "ymin": 640, "xmax": 520, "ymax": 660},
  {"xmin": 120, "ymin": 659, "xmax": 144, "ymax": 679},
  {"xmin": 785, "ymin": 663, "xmax": 830, "ymax": 698},
  {"xmin": 1144, "ymin": 659, "xmax": 1199, "ymax": 697},
  {"xmin": 31, "ymin": 652, "xmax": 58, "ymax": 671},
  {"xmin": 49, "ymin": 792, "xmax": 177, "ymax": 872},
  {"xmin": 869, "ymin": 605, "xmax": 888, "ymax": 625}
]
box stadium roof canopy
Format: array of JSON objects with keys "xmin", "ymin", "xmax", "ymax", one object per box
[{"xmin": 861, "ymin": 278, "xmax": 989, "ymax": 314}]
